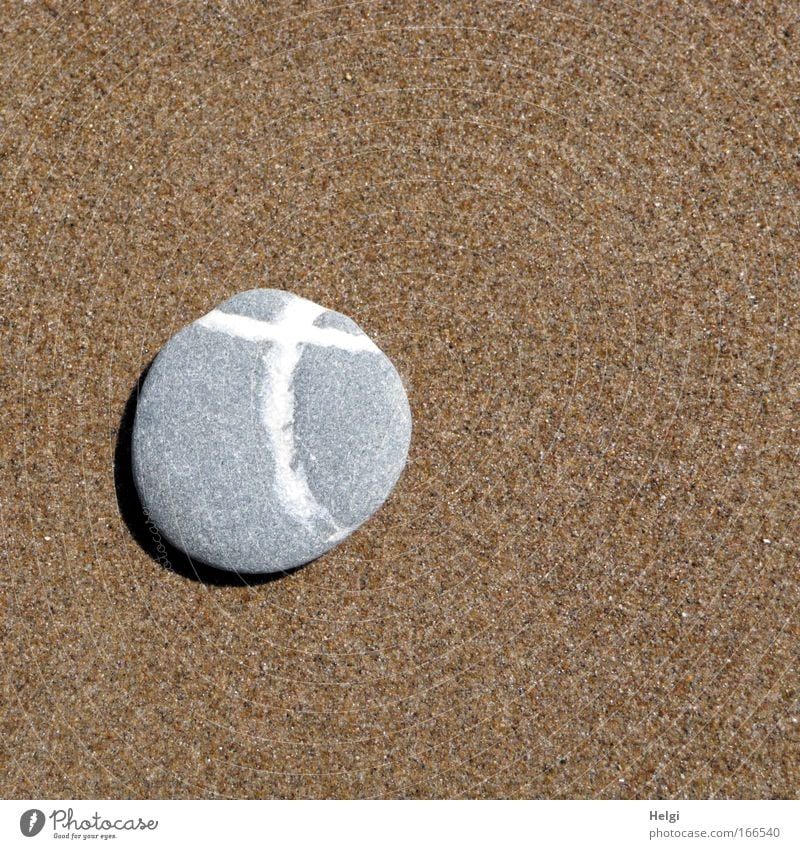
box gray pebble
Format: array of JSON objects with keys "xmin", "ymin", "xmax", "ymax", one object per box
[{"xmin": 132, "ymin": 289, "xmax": 412, "ymax": 573}]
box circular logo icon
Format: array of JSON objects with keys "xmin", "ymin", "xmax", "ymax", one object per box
[{"xmin": 20, "ymin": 810, "xmax": 45, "ymax": 837}]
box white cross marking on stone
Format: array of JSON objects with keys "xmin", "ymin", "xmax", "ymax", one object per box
[
  {"xmin": 197, "ymin": 306, "xmax": 380, "ymax": 354},
  {"xmin": 196, "ymin": 298, "xmax": 381, "ymax": 543}
]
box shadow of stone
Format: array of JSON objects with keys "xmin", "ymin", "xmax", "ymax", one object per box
[{"xmin": 113, "ymin": 361, "xmax": 300, "ymax": 587}]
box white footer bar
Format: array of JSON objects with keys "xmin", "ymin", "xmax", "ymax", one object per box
[{"xmin": 2, "ymin": 799, "xmax": 797, "ymax": 848}]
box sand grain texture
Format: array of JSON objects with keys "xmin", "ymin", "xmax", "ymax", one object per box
[{"xmin": 1, "ymin": 0, "xmax": 798, "ymax": 798}]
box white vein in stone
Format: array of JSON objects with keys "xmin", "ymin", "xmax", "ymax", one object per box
[
  {"xmin": 197, "ymin": 307, "xmax": 381, "ymax": 354},
  {"xmin": 197, "ymin": 298, "xmax": 380, "ymax": 543}
]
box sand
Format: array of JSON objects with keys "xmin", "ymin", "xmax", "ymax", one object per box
[{"xmin": 1, "ymin": 1, "xmax": 797, "ymax": 798}]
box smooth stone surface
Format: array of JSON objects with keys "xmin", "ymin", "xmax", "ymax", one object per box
[{"xmin": 132, "ymin": 289, "xmax": 412, "ymax": 573}]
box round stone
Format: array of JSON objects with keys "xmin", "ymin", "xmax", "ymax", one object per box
[{"xmin": 131, "ymin": 289, "xmax": 412, "ymax": 573}]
